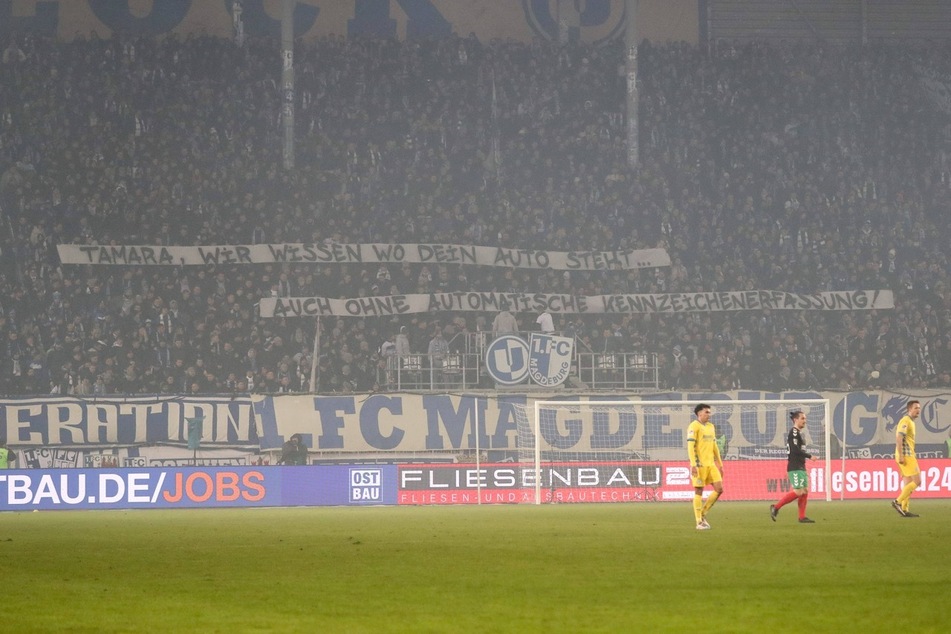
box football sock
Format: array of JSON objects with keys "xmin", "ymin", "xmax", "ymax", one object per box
[
  {"xmin": 797, "ymin": 492, "xmax": 808, "ymax": 520},
  {"xmin": 701, "ymin": 490, "xmax": 720, "ymax": 515},
  {"xmin": 693, "ymin": 494, "xmax": 703, "ymax": 523},
  {"xmin": 898, "ymin": 481, "xmax": 918, "ymax": 511},
  {"xmin": 775, "ymin": 491, "xmax": 798, "ymax": 510}
]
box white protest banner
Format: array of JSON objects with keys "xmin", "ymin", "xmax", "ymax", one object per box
[
  {"xmin": 260, "ymin": 289, "xmax": 894, "ymax": 317},
  {"xmin": 56, "ymin": 243, "xmax": 671, "ymax": 271}
]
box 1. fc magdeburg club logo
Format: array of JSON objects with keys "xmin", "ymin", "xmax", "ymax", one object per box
[
  {"xmin": 528, "ymin": 333, "xmax": 574, "ymax": 387},
  {"xmin": 522, "ymin": 0, "xmax": 627, "ymax": 45}
]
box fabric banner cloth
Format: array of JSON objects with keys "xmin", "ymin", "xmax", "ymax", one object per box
[
  {"xmin": 3, "ymin": 390, "xmax": 945, "ymax": 457},
  {"xmin": 260, "ymin": 289, "xmax": 893, "ymax": 317},
  {"xmin": 57, "ymin": 243, "xmax": 670, "ymax": 271}
]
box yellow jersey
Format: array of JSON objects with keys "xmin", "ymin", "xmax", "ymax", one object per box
[
  {"xmin": 687, "ymin": 420, "xmax": 721, "ymax": 468},
  {"xmin": 896, "ymin": 415, "xmax": 916, "ymax": 459}
]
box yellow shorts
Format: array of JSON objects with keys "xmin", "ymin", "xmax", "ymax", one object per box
[
  {"xmin": 896, "ymin": 456, "xmax": 919, "ymax": 477},
  {"xmin": 692, "ymin": 465, "xmax": 722, "ymax": 488}
]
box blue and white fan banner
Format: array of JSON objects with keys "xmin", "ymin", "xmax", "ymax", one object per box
[{"xmin": 528, "ymin": 334, "xmax": 574, "ymax": 388}]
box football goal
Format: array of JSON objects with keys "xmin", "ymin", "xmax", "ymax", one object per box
[{"xmin": 514, "ymin": 398, "xmax": 832, "ymax": 504}]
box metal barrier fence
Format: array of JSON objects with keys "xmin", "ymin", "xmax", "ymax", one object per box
[{"xmin": 376, "ymin": 345, "xmax": 659, "ymax": 392}]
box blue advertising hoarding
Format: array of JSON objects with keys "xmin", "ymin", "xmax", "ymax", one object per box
[{"xmin": 0, "ymin": 465, "xmax": 397, "ymax": 511}]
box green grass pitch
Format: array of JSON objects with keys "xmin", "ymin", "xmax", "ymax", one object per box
[{"xmin": 2, "ymin": 500, "xmax": 949, "ymax": 633}]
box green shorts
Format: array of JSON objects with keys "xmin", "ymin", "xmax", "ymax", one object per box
[{"xmin": 788, "ymin": 470, "xmax": 808, "ymax": 490}]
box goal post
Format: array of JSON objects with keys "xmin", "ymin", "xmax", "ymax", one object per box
[{"xmin": 517, "ymin": 398, "xmax": 832, "ymax": 505}]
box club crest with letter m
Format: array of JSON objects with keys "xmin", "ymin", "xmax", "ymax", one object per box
[{"xmin": 529, "ymin": 333, "xmax": 574, "ymax": 387}]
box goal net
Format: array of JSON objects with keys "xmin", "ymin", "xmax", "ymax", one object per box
[{"xmin": 513, "ymin": 398, "xmax": 831, "ymax": 505}]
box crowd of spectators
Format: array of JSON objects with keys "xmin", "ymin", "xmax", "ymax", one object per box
[{"xmin": 3, "ymin": 30, "xmax": 951, "ymax": 396}]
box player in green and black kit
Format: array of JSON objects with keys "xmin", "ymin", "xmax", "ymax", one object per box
[{"xmin": 769, "ymin": 410, "xmax": 816, "ymax": 524}]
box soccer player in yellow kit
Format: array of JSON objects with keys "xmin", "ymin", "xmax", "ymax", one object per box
[
  {"xmin": 687, "ymin": 403, "xmax": 724, "ymax": 530},
  {"xmin": 892, "ymin": 399, "xmax": 921, "ymax": 518}
]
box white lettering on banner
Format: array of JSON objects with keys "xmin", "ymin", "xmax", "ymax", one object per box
[
  {"xmin": 0, "ymin": 472, "xmax": 164, "ymax": 506},
  {"xmin": 2, "ymin": 474, "xmax": 93, "ymax": 505},
  {"xmin": 832, "ymin": 468, "xmax": 902, "ymax": 493},
  {"xmin": 349, "ymin": 468, "xmax": 383, "ymax": 503},
  {"xmin": 926, "ymin": 466, "xmax": 951, "ymax": 491},
  {"xmin": 830, "ymin": 466, "xmax": 951, "ymax": 494},
  {"xmin": 57, "ymin": 244, "xmax": 671, "ymax": 271},
  {"xmin": 260, "ymin": 290, "xmax": 893, "ymax": 317},
  {"xmin": 665, "ymin": 466, "xmax": 692, "ymax": 487},
  {"xmin": 399, "ymin": 465, "xmax": 663, "ymax": 490}
]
